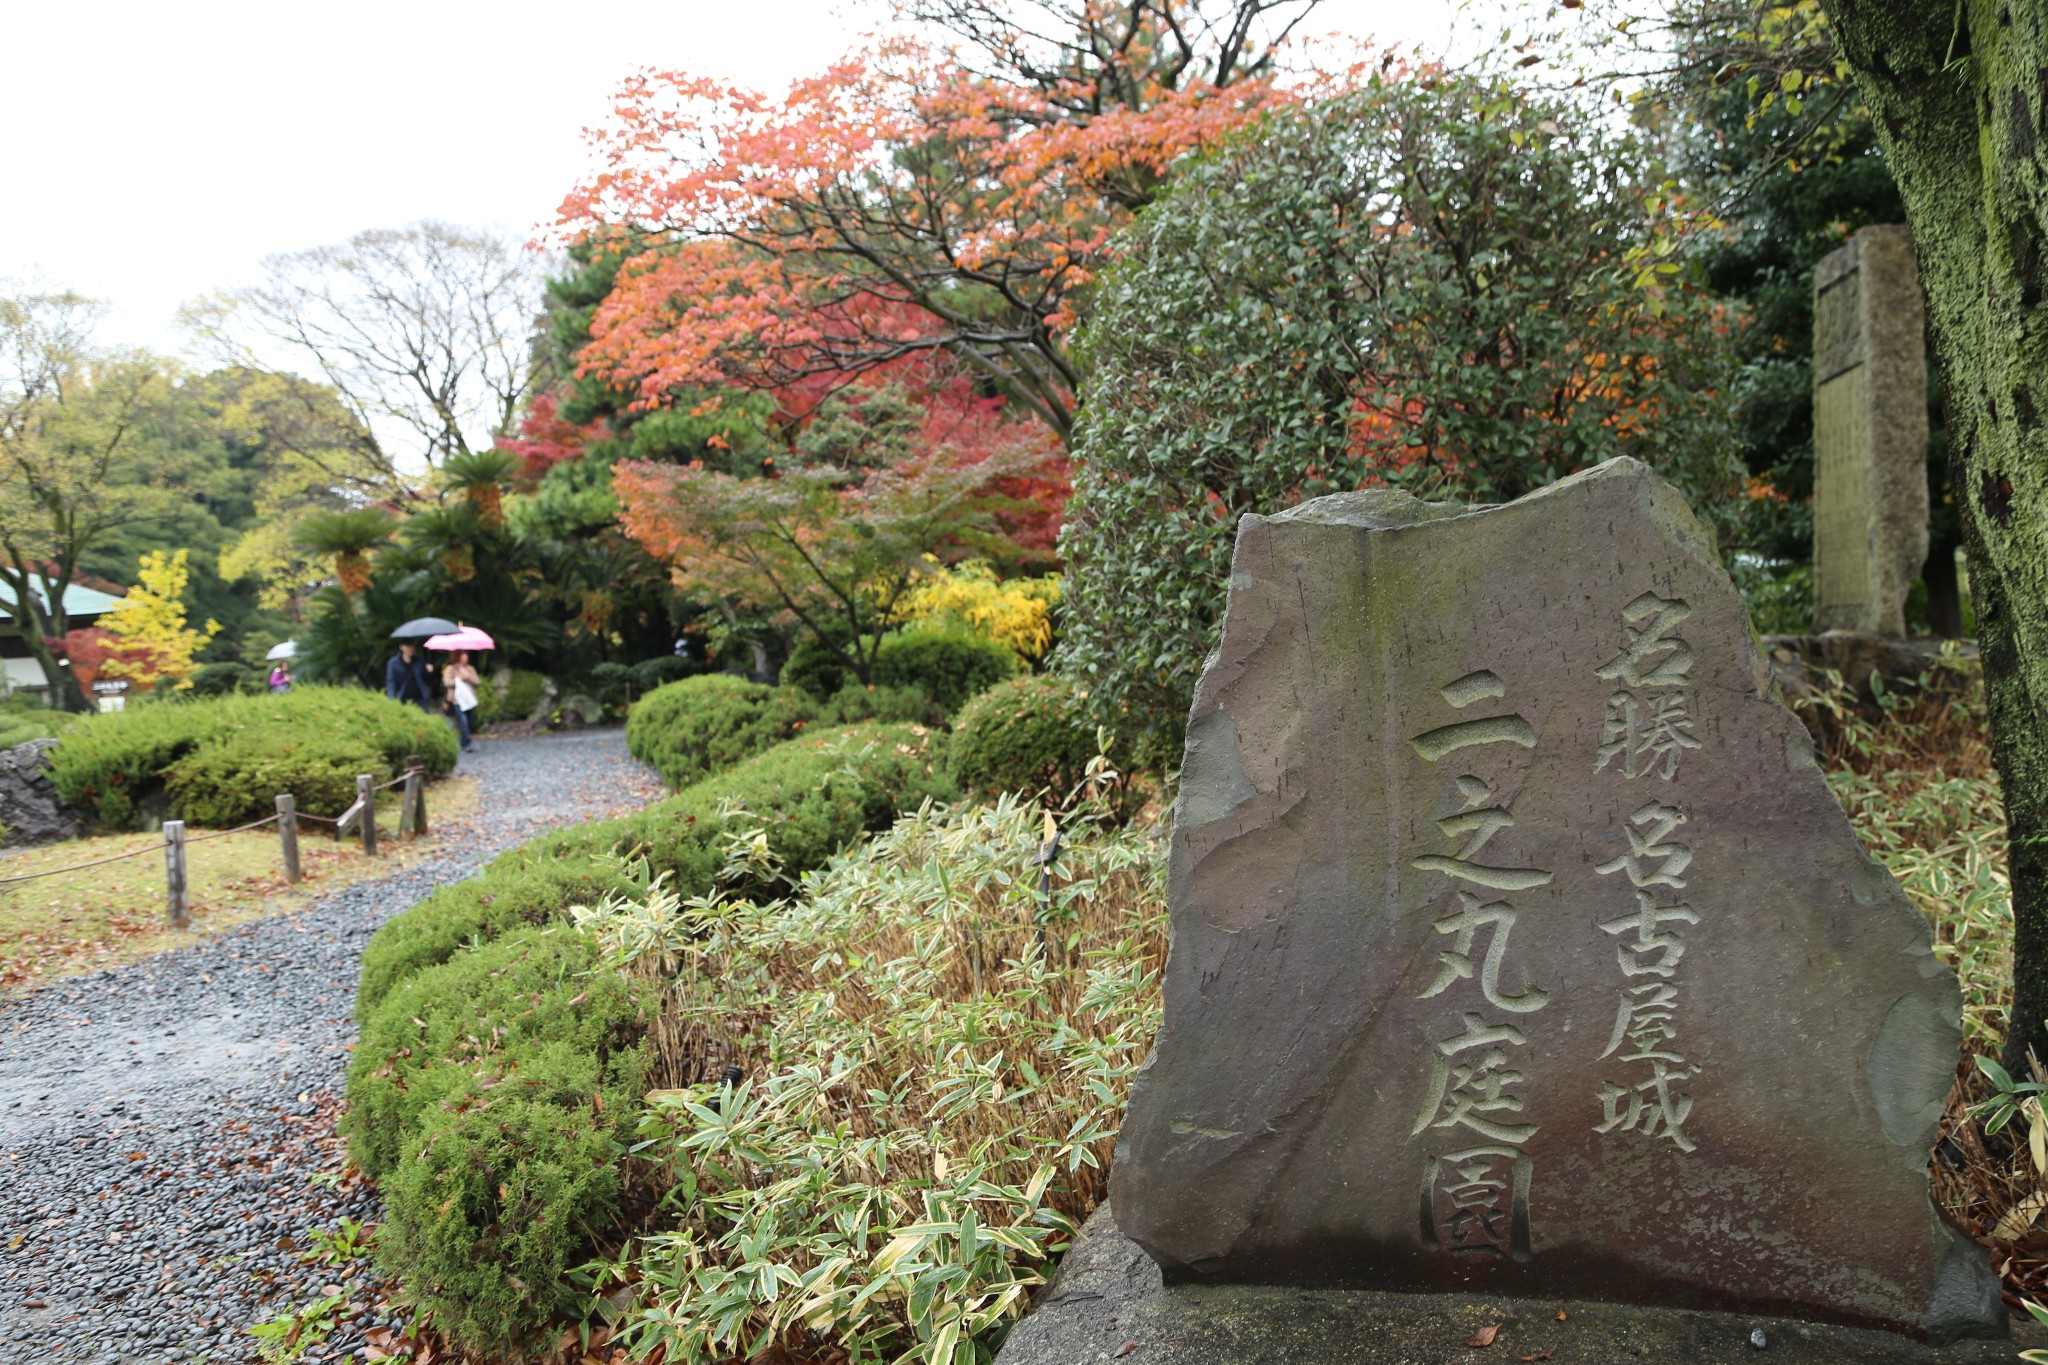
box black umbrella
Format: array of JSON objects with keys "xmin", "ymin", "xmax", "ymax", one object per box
[{"xmin": 389, "ymin": 616, "xmax": 461, "ymax": 640}]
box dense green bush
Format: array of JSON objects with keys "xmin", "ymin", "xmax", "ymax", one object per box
[
  {"xmin": 817, "ymin": 681, "xmax": 942, "ymax": 727},
  {"xmin": 501, "ymin": 669, "xmax": 549, "ymax": 722},
  {"xmin": 348, "ymin": 722, "xmax": 953, "ymax": 1353},
  {"xmin": 381, "ymin": 1055, "xmax": 639, "ymax": 1353},
  {"xmin": 0, "ymin": 696, "xmax": 67, "ymax": 749},
  {"xmin": 188, "ymin": 661, "xmax": 262, "ymax": 697},
  {"xmin": 48, "ymin": 687, "xmax": 456, "ymax": 829},
  {"xmin": 624, "ymin": 673, "xmax": 818, "ymax": 790},
  {"xmin": 626, "ymin": 655, "xmax": 696, "ymax": 693},
  {"xmin": 589, "ymin": 661, "xmax": 632, "ymax": 704},
  {"xmin": 360, "ymin": 722, "xmax": 954, "ymax": 1013},
  {"xmin": 950, "ymin": 675, "xmax": 1100, "ymax": 801},
  {"xmin": 348, "ymin": 929, "xmax": 652, "ymax": 1354},
  {"xmin": 872, "ymin": 627, "xmax": 1015, "ymax": 713},
  {"xmin": 780, "ymin": 636, "xmax": 859, "ymax": 700},
  {"xmin": 164, "ymin": 732, "xmax": 385, "ymax": 826},
  {"xmin": 472, "ymin": 681, "xmax": 498, "ymax": 726},
  {"xmin": 1058, "ymin": 75, "xmax": 1742, "ymax": 755},
  {"xmin": 347, "ymin": 928, "xmax": 650, "ymax": 1176}
]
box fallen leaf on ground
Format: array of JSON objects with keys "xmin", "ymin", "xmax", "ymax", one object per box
[
  {"xmin": 1467, "ymin": 1323, "xmax": 1500, "ymax": 1347},
  {"xmin": 1555, "ymin": 1309, "xmax": 1568, "ymax": 1320},
  {"xmin": 1113, "ymin": 1342, "xmax": 1141, "ymax": 1358},
  {"xmin": 1521, "ymin": 1352, "xmax": 1555, "ymax": 1362}
]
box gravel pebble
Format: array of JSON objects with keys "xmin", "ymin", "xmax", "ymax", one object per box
[{"xmin": 0, "ymin": 729, "xmax": 662, "ymax": 1362}]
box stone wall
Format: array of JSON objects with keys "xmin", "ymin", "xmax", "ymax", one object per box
[{"xmin": 0, "ymin": 739, "xmax": 84, "ymax": 846}]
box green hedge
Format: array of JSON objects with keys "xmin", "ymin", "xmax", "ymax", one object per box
[
  {"xmin": 817, "ymin": 681, "xmax": 943, "ymax": 727},
  {"xmin": 346, "ymin": 722, "xmax": 954, "ymax": 1353},
  {"xmin": 48, "ymin": 687, "xmax": 456, "ymax": 830},
  {"xmin": 0, "ymin": 696, "xmax": 67, "ymax": 749},
  {"xmin": 781, "ymin": 636, "xmax": 860, "ymax": 700},
  {"xmin": 873, "ymin": 627, "xmax": 1016, "ymax": 713},
  {"xmin": 624, "ymin": 673, "xmax": 818, "ymax": 790},
  {"xmin": 165, "ymin": 732, "xmax": 385, "ymax": 826},
  {"xmin": 360, "ymin": 722, "xmax": 954, "ymax": 1014},
  {"xmin": 950, "ymin": 675, "xmax": 1100, "ymax": 801},
  {"xmin": 347, "ymin": 929, "xmax": 651, "ymax": 1352}
]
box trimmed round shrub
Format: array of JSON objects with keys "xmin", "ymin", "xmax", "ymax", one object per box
[
  {"xmin": 379, "ymin": 1074, "xmax": 630, "ymax": 1355},
  {"xmin": 348, "ymin": 928, "xmax": 651, "ymax": 1178},
  {"xmin": 165, "ymin": 733, "xmax": 386, "ymax": 826},
  {"xmin": 781, "ymin": 636, "xmax": 859, "ymax": 700},
  {"xmin": 817, "ymin": 681, "xmax": 942, "ymax": 727},
  {"xmin": 950, "ymin": 675, "xmax": 1099, "ymax": 800},
  {"xmin": 873, "ymin": 627, "xmax": 1016, "ymax": 714},
  {"xmin": 350, "ymin": 926, "xmax": 651, "ymax": 1354},
  {"xmin": 49, "ymin": 687, "xmax": 456, "ymax": 830},
  {"xmin": 624, "ymin": 673, "xmax": 818, "ymax": 790}
]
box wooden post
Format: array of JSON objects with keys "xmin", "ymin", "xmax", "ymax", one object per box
[
  {"xmin": 164, "ymin": 820, "xmax": 188, "ymax": 929},
  {"xmin": 410, "ymin": 759, "xmax": 427, "ymax": 837},
  {"xmin": 276, "ymin": 793, "xmax": 301, "ymax": 884},
  {"xmin": 357, "ymin": 774, "xmax": 377, "ymax": 856},
  {"xmin": 399, "ymin": 768, "xmax": 421, "ymax": 839}
]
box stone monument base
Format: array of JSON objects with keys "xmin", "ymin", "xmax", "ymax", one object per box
[{"xmin": 996, "ymin": 1208, "xmax": 2028, "ymax": 1365}]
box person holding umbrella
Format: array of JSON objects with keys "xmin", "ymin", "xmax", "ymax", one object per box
[
  {"xmin": 426, "ymin": 626, "xmax": 494, "ymax": 751},
  {"xmin": 266, "ymin": 640, "xmax": 296, "ymax": 693},
  {"xmin": 385, "ymin": 617, "xmax": 458, "ymax": 713},
  {"xmin": 383, "ymin": 642, "xmax": 433, "ymax": 711}
]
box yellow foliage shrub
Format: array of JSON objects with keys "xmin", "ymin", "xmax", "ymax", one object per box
[{"xmin": 893, "ymin": 558, "xmax": 1060, "ymax": 660}]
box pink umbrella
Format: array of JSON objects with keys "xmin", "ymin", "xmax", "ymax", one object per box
[{"xmin": 425, "ymin": 626, "xmax": 495, "ymax": 651}]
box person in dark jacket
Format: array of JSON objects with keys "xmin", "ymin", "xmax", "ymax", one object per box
[{"xmin": 383, "ymin": 642, "xmax": 433, "ymax": 711}]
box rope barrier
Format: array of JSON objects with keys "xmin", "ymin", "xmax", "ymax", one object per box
[
  {"xmin": 0, "ymin": 841, "xmax": 163, "ymax": 887},
  {"xmin": 3, "ymin": 764, "xmax": 431, "ymax": 897}
]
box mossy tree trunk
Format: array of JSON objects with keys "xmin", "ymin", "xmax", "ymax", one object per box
[{"xmin": 1823, "ymin": 0, "xmax": 2048, "ymax": 1069}]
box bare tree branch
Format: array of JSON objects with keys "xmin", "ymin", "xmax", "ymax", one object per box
[{"xmin": 224, "ymin": 222, "xmax": 547, "ymax": 494}]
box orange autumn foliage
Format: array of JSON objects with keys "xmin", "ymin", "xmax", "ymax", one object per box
[{"xmin": 556, "ymin": 9, "xmax": 1372, "ymax": 445}]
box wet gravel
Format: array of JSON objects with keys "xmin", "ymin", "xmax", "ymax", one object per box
[{"xmin": 0, "ymin": 728, "xmax": 663, "ymax": 1363}]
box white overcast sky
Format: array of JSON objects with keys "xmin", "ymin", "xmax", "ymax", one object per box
[{"xmin": 0, "ymin": 0, "xmax": 1479, "ymax": 356}]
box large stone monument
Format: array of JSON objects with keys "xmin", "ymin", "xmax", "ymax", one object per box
[
  {"xmin": 1107, "ymin": 459, "xmax": 1999, "ymax": 1344},
  {"xmin": 1812, "ymin": 224, "xmax": 1930, "ymax": 637}
]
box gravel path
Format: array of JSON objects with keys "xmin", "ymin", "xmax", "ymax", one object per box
[{"xmin": 0, "ymin": 729, "xmax": 663, "ymax": 1363}]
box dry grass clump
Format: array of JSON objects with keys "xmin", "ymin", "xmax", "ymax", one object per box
[
  {"xmin": 568, "ymin": 794, "xmax": 1167, "ymax": 1365},
  {"xmin": 1808, "ymin": 658, "xmax": 2008, "ymax": 1047},
  {"xmin": 1800, "ymin": 658, "xmax": 2048, "ymax": 1305}
]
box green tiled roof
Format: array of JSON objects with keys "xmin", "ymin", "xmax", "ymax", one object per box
[{"xmin": 0, "ymin": 580, "xmax": 125, "ymax": 616}]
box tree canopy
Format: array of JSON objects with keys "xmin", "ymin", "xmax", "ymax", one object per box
[
  {"xmin": 555, "ymin": 1, "xmax": 1349, "ymax": 445},
  {"xmin": 1057, "ymin": 72, "xmax": 1743, "ymax": 752}
]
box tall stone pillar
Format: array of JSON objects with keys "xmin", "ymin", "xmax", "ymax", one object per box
[{"xmin": 1811, "ymin": 224, "xmax": 1930, "ymax": 636}]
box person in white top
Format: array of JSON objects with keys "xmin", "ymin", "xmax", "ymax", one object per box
[{"xmin": 444, "ymin": 650, "xmax": 482, "ymax": 752}]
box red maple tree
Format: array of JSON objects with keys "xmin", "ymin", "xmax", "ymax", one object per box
[{"xmin": 555, "ymin": 2, "xmax": 1365, "ymax": 447}]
